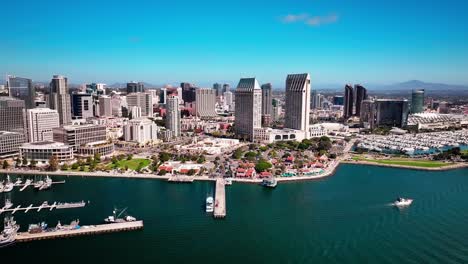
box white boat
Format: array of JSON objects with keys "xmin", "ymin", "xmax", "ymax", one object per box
[
  {"xmin": 393, "ymin": 197, "xmax": 413, "ymax": 207},
  {"xmin": 225, "ymin": 178, "xmax": 232, "ymax": 186},
  {"xmin": 39, "ymin": 176, "xmax": 52, "ymax": 190},
  {"xmin": 0, "ymin": 217, "xmax": 19, "ymax": 248},
  {"xmin": 33, "ymin": 179, "xmax": 44, "ymax": 189},
  {"xmin": 13, "ymin": 178, "xmax": 22, "ymax": 186},
  {"xmin": 262, "ymin": 178, "xmax": 277, "ymax": 188},
  {"xmin": 104, "ymin": 208, "xmax": 136, "ymax": 223},
  {"xmin": 206, "ymin": 197, "xmax": 214, "ymax": 213},
  {"xmin": 3, "ymin": 199, "xmax": 13, "ymax": 210},
  {"xmin": 3, "ymin": 176, "xmax": 13, "ymax": 193}
]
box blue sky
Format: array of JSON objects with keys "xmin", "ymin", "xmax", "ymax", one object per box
[{"xmin": 2, "ymin": 0, "xmax": 468, "ymax": 87}]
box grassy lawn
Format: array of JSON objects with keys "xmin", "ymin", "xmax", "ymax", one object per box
[
  {"xmin": 352, "ymin": 156, "xmax": 450, "ymax": 168},
  {"xmin": 112, "ymin": 158, "xmax": 151, "ymax": 170}
]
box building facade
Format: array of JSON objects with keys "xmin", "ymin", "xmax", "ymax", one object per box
[
  {"xmin": 0, "ymin": 131, "xmax": 25, "ymax": 158},
  {"xmin": 261, "ymin": 83, "xmax": 273, "ymax": 127},
  {"xmin": 0, "ymin": 97, "xmax": 26, "ymax": 135},
  {"xmin": 284, "ymin": 73, "xmax": 311, "ymax": 135},
  {"xmin": 234, "ymin": 78, "xmax": 262, "ymax": 141},
  {"xmin": 123, "ymin": 118, "xmax": 159, "ymax": 145},
  {"xmin": 354, "ymin": 84, "xmax": 367, "ymax": 117},
  {"xmin": 166, "ymin": 96, "xmax": 181, "ymax": 138},
  {"xmin": 49, "ymin": 75, "xmax": 72, "ymax": 125},
  {"xmin": 343, "ymin": 84, "xmax": 354, "ymax": 119},
  {"xmin": 27, "ymin": 108, "xmax": 59, "ymax": 142},
  {"xmin": 195, "ymin": 88, "xmax": 217, "ymax": 118},
  {"xmin": 127, "ymin": 92, "xmax": 153, "ymax": 117},
  {"xmin": 411, "ymin": 89, "xmax": 425, "ymax": 114},
  {"xmin": 6, "ymin": 75, "xmax": 35, "ymax": 109},
  {"xmin": 126, "ymin": 82, "xmax": 144, "ymax": 94},
  {"xmin": 19, "ymin": 141, "xmax": 74, "ymax": 164},
  {"xmin": 53, "ymin": 124, "xmax": 107, "ymax": 151},
  {"xmin": 71, "ymin": 93, "xmax": 93, "ymax": 119},
  {"xmin": 99, "ymin": 95, "xmax": 113, "ymax": 117}
]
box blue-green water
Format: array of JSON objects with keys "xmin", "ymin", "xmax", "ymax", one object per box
[{"xmin": 2, "ymin": 164, "xmax": 468, "ymax": 263}]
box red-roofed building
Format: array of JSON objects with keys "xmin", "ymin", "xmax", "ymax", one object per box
[{"xmin": 259, "ymin": 171, "xmax": 273, "ymax": 178}]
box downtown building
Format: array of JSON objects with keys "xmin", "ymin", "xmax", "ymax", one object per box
[
  {"xmin": 261, "ymin": 83, "xmax": 273, "ymax": 127},
  {"xmin": 195, "ymin": 88, "xmax": 217, "ymax": 118},
  {"xmin": 123, "ymin": 118, "xmax": 160, "ymax": 145},
  {"xmin": 20, "ymin": 141, "xmax": 74, "ymax": 164},
  {"xmin": 0, "ymin": 131, "xmax": 26, "ymax": 158},
  {"xmin": 53, "ymin": 124, "xmax": 107, "ymax": 151},
  {"xmin": 165, "ymin": 96, "xmax": 181, "ymax": 138},
  {"xmin": 344, "ymin": 84, "xmax": 367, "ymax": 118},
  {"xmin": 99, "ymin": 95, "xmax": 113, "ymax": 117},
  {"xmin": 71, "ymin": 93, "xmax": 94, "ymax": 119},
  {"xmin": 411, "ymin": 89, "xmax": 425, "ymax": 114},
  {"xmin": 284, "ymin": 73, "xmax": 311, "ymax": 134},
  {"xmin": 181, "ymin": 83, "xmax": 196, "ymax": 103},
  {"xmin": 48, "ymin": 75, "xmax": 72, "ymax": 125},
  {"xmin": 127, "ymin": 92, "xmax": 153, "ymax": 117},
  {"xmin": 126, "ymin": 82, "xmax": 145, "ymax": 94},
  {"xmin": 27, "ymin": 108, "xmax": 60, "ymax": 142},
  {"xmin": 360, "ymin": 99, "xmax": 409, "ymax": 129},
  {"xmin": 6, "ymin": 75, "xmax": 35, "ymax": 109},
  {"xmin": 234, "ymin": 78, "xmax": 262, "ymax": 141},
  {"xmin": 0, "ymin": 97, "xmax": 27, "ymax": 135}
]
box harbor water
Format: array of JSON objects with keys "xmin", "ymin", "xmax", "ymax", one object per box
[{"xmin": 2, "ymin": 164, "xmax": 468, "ymax": 263}]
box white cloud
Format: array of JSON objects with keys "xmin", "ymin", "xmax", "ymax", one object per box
[{"xmin": 281, "ymin": 13, "xmax": 339, "ymax": 27}]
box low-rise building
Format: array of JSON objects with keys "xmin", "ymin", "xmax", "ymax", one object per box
[
  {"xmin": 0, "ymin": 131, "xmax": 25, "ymax": 158},
  {"xmin": 77, "ymin": 140, "xmax": 115, "ymax": 157},
  {"xmin": 53, "ymin": 124, "xmax": 107, "ymax": 151},
  {"xmin": 123, "ymin": 118, "xmax": 159, "ymax": 145},
  {"xmin": 253, "ymin": 128, "xmax": 307, "ymax": 143},
  {"xmin": 19, "ymin": 141, "xmax": 74, "ymax": 164}
]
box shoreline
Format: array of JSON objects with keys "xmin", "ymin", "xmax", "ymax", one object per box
[{"xmin": 0, "ymin": 160, "xmax": 466, "ymax": 184}]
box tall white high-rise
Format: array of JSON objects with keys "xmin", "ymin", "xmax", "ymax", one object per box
[
  {"xmin": 99, "ymin": 95, "xmax": 113, "ymax": 117},
  {"xmin": 195, "ymin": 88, "xmax": 217, "ymax": 118},
  {"xmin": 49, "ymin": 75, "xmax": 72, "ymax": 125},
  {"xmin": 166, "ymin": 96, "xmax": 181, "ymax": 138},
  {"xmin": 284, "ymin": 73, "xmax": 311, "ymax": 134},
  {"xmin": 234, "ymin": 78, "xmax": 262, "ymax": 141},
  {"xmin": 27, "ymin": 108, "xmax": 60, "ymax": 142},
  {"xmin": 224, "ymin": 91, "xmax": 234, "ymax": 111},
  {"xmin": 127, "ymin": 92, "xmax": 153, "ymax": 117}
]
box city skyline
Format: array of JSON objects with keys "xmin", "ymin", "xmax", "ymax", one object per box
[{"xmin": 2, "ymin": 0, "xmax": 468, "ymax": 85}]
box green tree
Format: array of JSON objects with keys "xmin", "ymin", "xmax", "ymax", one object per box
[
  {"xmin": 94, "ymin": 153, "xmax": 101, "ymax": 163},
  {"xmin": 197, "ymin": 155, "xmax": 206, "ymax": 164},
  {"xmin": 79, "ymin": 165, "xmax": 85, "ymax": 171},
  {"xmin": 61, "ymin": 163, "xmax": 69, "ymax": 170},
  {"xmin": 48, "ymin": 155, "xmax": 59, "ymax": 171},
  {"xmin": 255, "ymin": 159, "xmax": 272, "ymax": 172},
  {"xmin": 22, "ymin": 157, "xmax": 28, "ymax": 166},
  {"xmin": 232, "ymin": 148, "xmax": 243, "ymax": 159},
  {"xmin": 159, "ymin": 152, "xmax": 171, "ymax": 162},
  {"xmin": 30, "ymin": 159, "xmax": 37, "ymax": 168},
  {"xmin": 158, "ymin": 169, "xmax": 167, "ymax": 176},
  {"xmin": 244, "ymin": 151, "xmax": 257, "ymax": 161},
  {"xmin": 15, "ymin": 158, "xmax": 21, "ymax": 167},
  {"xmin": 127, "ymin": 154, "xmax": 133, "ymax": 160},
  {"xmin": 187, "ymin": 169, "xmax": 196, "ymax": 176},
  {"xmin": 86, "ymin": 156, "xmax": 93, "ymax": 165},
  {"xmin": 2, "ymin": 160, "xmax": 9, "ymax": 169},
  {"xmin": 111, "ymin": 156, "xmax": 118, "ymax": 164}
]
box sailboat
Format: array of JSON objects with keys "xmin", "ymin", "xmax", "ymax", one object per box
[{"xmin": 3, "ymin": 176, "xmax": 13, "ymax": 193}]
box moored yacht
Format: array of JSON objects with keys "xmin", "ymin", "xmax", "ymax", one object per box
[
  {"xmin": 104, "ymin": 208, "xmax": 136, "ymax": 223},
  {"xmin": 0, "ymin": 217, "xmax": 19, "ymax": 248},
  {"xmin": 206, "ymin": 197, "xmax": 214, "ymax": 213},
  {"xmin": 13, "ymin": 177, "xmax": 22, "ymax": 186},
  {"xmin": 262, "ymin": 178, "xmax": 277, "ymax": 188},
  {"xmin": 3, "ymin": 176, "xmax": 13, "ymax": 193}
]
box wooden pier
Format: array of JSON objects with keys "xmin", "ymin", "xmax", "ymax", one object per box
[
  {"xmin": 214, "ymin": 179, "xmax": 226, "ymax": 218},
  {"xmin": 0, "ymin": 201, "xmax": 86, "ymax": 214},
  {"xmin": 16, "ymin": 221, "xmax": 144, "ymax": 242}
]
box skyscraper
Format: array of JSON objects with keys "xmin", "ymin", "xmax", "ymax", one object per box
[
  {"xmin": 213, "ymin": 83, "xmax": 222, "ymax": 96},
  {"xmin": 27, "ymin": 108, "xmax": 59, "ymax": 142},
  {"xmin": 354, "ymin": 84, "xmax": 367, "ymax": 117},
  {"xmin": 49, "ymin": 75, "xmax": 72, "ymax": 125},
  {"xmin": 261, "ymin": 83, "xmax": 273, "ymax": 127},
  {"xmin": 375, "ymin": 99, "xmax": 409, "ymax": 128},
  {"xmin": 333, "ymin": 96, "xmax": 344, "ymax": 106},
  {"xmin": 71, "ymin": 93, "xmax": 93, "ymax": 119},
  {"xmin": 126, "ymin": 82, "xmax": 144, "ymax": 94},
  {"xmin": 99, "ymin": 95, "xmax": 113, "ymax": 117},
  {"xmin": 284, "ymin": 73, "xmax": 311, "ymax": 133},
  {"xmin": 311, "ymin": 92, "xmax": 323, "ymax": 109},
  {"xmin": 6, "ymin": 75, "xmax": 35, "ymax": 109},
  {"xmin": 234, "ymin": 78, "xmax": 262, "ymax": 141},
  {"xmin": 224, "ymin": 91, "xmax": 234, "ymax": 110},
  {"xmin": 195, "ymin": 89, "xmax": 217, "ymax": 118},
  {"xmin": 0, "ymin": 97, "xmax": 26, "ymax": 135},
  {"xmin": 344, "ymin": 84, "xmax": 354, "ymax": 119},
  {"xmin": 181, "ymin": 85, "xmax": 196, "ymax": 103},
  {"xmin": 411, "ymin": 89, "xmax": 425, "ymax": 113},
  {"xmin": 222, "ymin": 84, "xmax": 230, "ymax": 93},
  {"xmin": 166, "ymin": 96, "xmax": 181, "ymax": 138},
  {"xmin": 127, "ymin": 92, "xmax": 153, "ymax": 117}
]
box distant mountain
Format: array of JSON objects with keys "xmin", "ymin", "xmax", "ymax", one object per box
[{"xmin": 374, "ymin": 80, "xmax": 468, "ymax": 91}]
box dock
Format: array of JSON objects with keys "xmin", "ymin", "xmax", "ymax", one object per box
[
  {"xmin": 214, "ymin": 178, "xmax": 226, "ymax": 218},
  {"xmin": 18, "ymin": 180, "xmax": 65, "ymax": 192},
  {"xmin": 0, "ymin": 201, "xmax": 86, "ymax": 214},
  {"xmin": 16, "ymin": 221, "xmax": 143, "ymax": 242},
  {"xmin": 167, "ymin": 176, "xmax": 194, "ymax": 183}
]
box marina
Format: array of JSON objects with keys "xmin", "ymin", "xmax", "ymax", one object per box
[
  {"xmin": 0, "ymin": 201, "xmax": 86, "ymax": 214},
  {"xmin": 356, "ymin": 130, "xmax": 468, "ymax": 155},
  {"xmin": 213, "ymin": 178, "xmax": 226, "ymax": 218}
]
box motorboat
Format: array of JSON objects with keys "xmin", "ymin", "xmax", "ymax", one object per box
[
  {"xmin": 261, "ymin": 178, "xmax": 277, "ymax": 188},
  {"xmin": 13, "ymin": 178, "xmax": 22, "ymax": 186},
  {"xmin": 3, "ymin": 176, "xmax": 13, "ymax": 193},
  {"xmin": 225, "ymin": 178, "xmax": 232, "ymax": 186},
  {"xmin": 3, "ymin": 199, "xmax": 13, "ymax": 210},
  {"xmin": 39, "ymin": 176, "xmax": 52, "ymax": 190},
  {"xmin": 206, "ymin": 197, "xmax": 214, "ymax": 213},
  {"xmin": 28, "ymin": 222, "xmax": 48, "ymax": 234},
  {"xmin": 34, "ymin": 178, "xmax": 44, "ymax": 189},
  {"xmin": 104, "ymin": 208, "xmax": 136, "ymax": 223},
  {"xmin": 0, "ymin": 217, "xmax": 19, "ymax": 248},
  {"xmin": 393, "ymin": 197, "xmax": 413, "ymax": 207}
]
